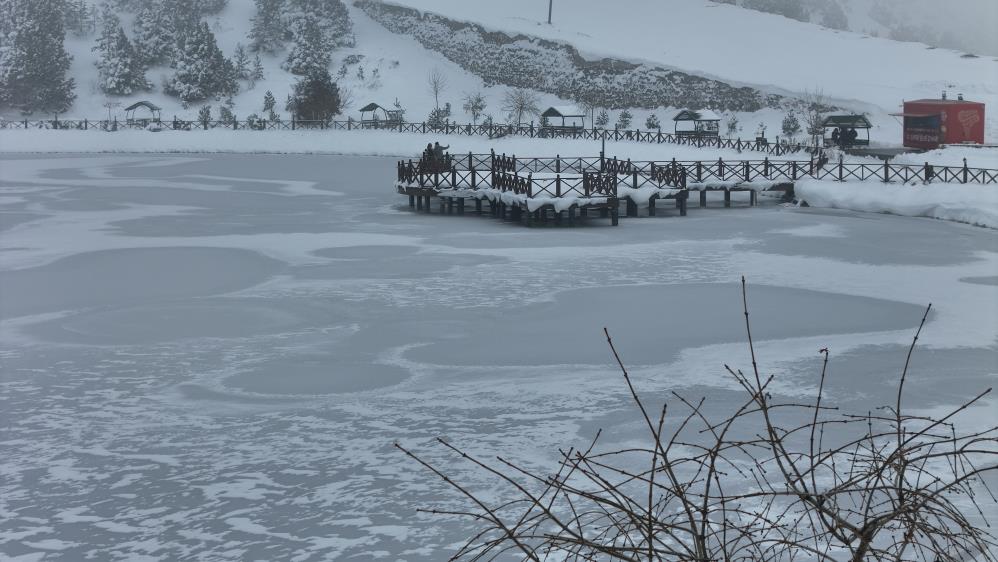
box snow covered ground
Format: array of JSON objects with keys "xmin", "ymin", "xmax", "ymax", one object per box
[
  {"xmin": 1, "ymin": 154, "xmax": 996, "ymax": 560},
  {"xmin": 389, "ymin": 0, "xmax": 998, "ymax": 142}
]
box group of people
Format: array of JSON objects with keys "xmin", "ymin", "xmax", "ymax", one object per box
[
  {"xmin": 830, "ymin": 127, "xmax": 859, "ymax": 147},
  {"xmin": 421, "ymin": 142, "xmax": 451, "ymax": 172}
]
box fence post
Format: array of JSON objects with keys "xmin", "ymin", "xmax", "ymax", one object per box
[
  {"xmin": 791, "ymin": 161, "xmax": 797, "ymax": 181},
  {"xmin": 718, "ymin": 157, "xmax": 724, "ymax": 180},
  {"xmin": 696, "ymin": 161, "xmax": 703, "ymax": 183},
  {"xmin": 744, "ymin": 160, "xmax": 750, "ymax": 182},
  {"xmin": 963, "ymin": 158, "xmax": 969, "ymax": 184},
  {"xmin": 556, "ymin": 154, "xmax": 561, "ymax": 174},
  {"xmin": 883, "ymin": 160, "xmax": 890, "ymax": 183},
  {"xmin": 764, "ymin": 157, "xmax": 770, "ymax": 177},
  {"xmin": 838, "ymin": 156, "xmax": 844, "ymax": 182},
  {"xmin": 556, "ymin": 174, "xmax": 561, "ymax": 197}
]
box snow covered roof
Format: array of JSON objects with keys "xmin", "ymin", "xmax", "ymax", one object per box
[
  {"xmin": 822, "ymin": 114, "xmax": 872, "ymax": 129},
  {"xmin": 542, "ymin": 105, "xmax": 585, "ymax": 118},
  {"xmin": 359, "ymin": 103, "xmax": 385, "ymax": 112},
  {"xmin": 673, "ymin": 109, "xmax": 722, "ymax": 122},
  {"xmin": 124, "ymin": 101, "xmax": 162, "ymax": 112}
]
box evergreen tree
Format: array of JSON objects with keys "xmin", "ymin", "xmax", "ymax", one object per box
[
  {"xmin": 233, "ymin": 43, "xmax": 250, "ymax": 79},
  {"xmin": 427, "ymin": 102, "xmax": 452, "ymax": 127},
  {"xmin": 595, "ymin": 109, "xmax": 609, "ymax": 128},
  {"xmin": 283, "ymin": 17, "xmax": 328, "ymax": 75},
  {"xmin": 64, "ymin": 0, "xmax": 93, "ymax": 37},
  {"xmin": 94, "ymin": 10, "xmax": 150, "ymax": 95},
  {"xmin": 616, "ymin": 109, "xmax": 633, "ymax": 129},
  {"xmin": 198, "ymin": 104, "xmax": 211, "ymax": 123},
  {"xmin": 166, "ymin": 21, "xmax": 237, "ymax": 104},
  {"xmin": 645, "ymin": 113, "xmax": 660, "ymax": 130},
  {"xmin": 283, "ymin": 0, "xmax": 354, "ymax": 53},
  {"xmin": 781, "ymin": 110, "xmax": 801, "ymax": 141},
  {"xmin": 133, "ymin": 3, "xmax": 176, "ymax": 67},
  {"xmin": 250, "ymin": 54, "xmax": 265, "ymax": 83},
  {"xmin": 285, "ymin": 68, "xmax": 341, "ymax": 122},
  {"xmin": 249, "ymin": 0, "xmax": 285, "ymax": 53},
  {"xmin": 263, "ymin": 90, "xmax": 276, "ymax": 113},
  {"xmin": 0, "ymin": 0, "xmax": 76, "ymax": 113},
  {"xmin": 219, "ymin": 104, "xmax": 235, "ymax": 123}
]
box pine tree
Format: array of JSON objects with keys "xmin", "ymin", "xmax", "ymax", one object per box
[
  {"xmin": 283, "ymin": 17, "xmax": 329, "ymax": 76},
  {"xmin": 595, "ymin": 109, "xmax": 609, "ymax": 128},
  {"xmin": 645, "ymin": 113, "xmax": 660, "ymax": 130},
  {"xmin": 263, "ymin": 90, "xmax": 276, "ymax": 113},
  {"xmin": 133, "ymin": 3, "xmax": 175, "ymax": 67},
  {"xmin": 1, "ymin": 0, "xmax": 76, "ymax": 113},
  {"xmin": 286, "ymin": 69, "xmax": 341, "ymax": 122},
  {"xmin": 94, "ymin": 9, "xmax": 150, "ymax": 95},
  {"xmin": 249, "ymin": 0, "xmax": 284, "ymax": 53},
  {"xmin": 250, "ymin": 54, "xmax": 264, "ymax": 83},
  {"xmin": 782, "ymin": 110, "xmax": 801, "ymax": 141},
  {"xmin": 616, "ymin": 109, "xmax": 633, "ymax": 129},
  {"xmin": 198, "ymin": 104, "xmax": 211, "ymax": 123},
  {"xmin": 233, "ymin": 43, "xmax": 250, "ymax": 79},
  {"xmin": 166, "ymin": 21, "xmax": 237, "ymax": 104}
]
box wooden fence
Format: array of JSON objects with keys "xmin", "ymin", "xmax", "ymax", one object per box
[
  {"xmin": 398, "ymin": 151, "xmax": 998, "ymax": 196},
  {"xmin": 0, "ymin": 116, "xmax": 811, "ymax": 157}
]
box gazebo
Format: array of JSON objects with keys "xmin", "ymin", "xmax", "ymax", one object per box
[
  {"xmin": 541, "ymin": 106, "xmax": 586, "ymax": 128},
  {"xmin": 359, "ymin": 102, "xmax": 404, "ymax": 126},
  {"xmin": 124, "ymin": 101, "xmax": 162, "ymax": 125},
  {"xmin": 673, "ymin": 109, "xmax": 721, "ymax": 137},
  {"xmin": 821, "ymin": 114, "xmax": 871, "ymax": 147}
]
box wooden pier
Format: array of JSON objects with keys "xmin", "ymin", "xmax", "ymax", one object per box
[{"xmin": 396, "ymin": 152, "xmax": 998, "ymax": 227}]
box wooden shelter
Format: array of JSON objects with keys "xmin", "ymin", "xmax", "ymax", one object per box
[
  {"xmin": 822, "ymin": 114, "xmax": 871, "ymax": 146},
  {"xmin": 359, "ymin": 102, "xmax": 404, "ymax": 125},
  {"xmin": 673, "ymin": 109, "xmax": 721, "ymax": 137},
  {"xmin": 541, "ymin": 106, "xmax": 586, "ymax": 128},
  {"xmin": 124, "ymin": 101, "xmax": 162, "ymax": 125}
]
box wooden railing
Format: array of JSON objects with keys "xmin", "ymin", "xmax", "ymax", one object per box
[
  {"xmin": 1, "ymin": 116, "xmax": 812, "ymax": 156},
  {"xmin": 397, "ymin": 152, "xmax": 998, "ymax": 195}
]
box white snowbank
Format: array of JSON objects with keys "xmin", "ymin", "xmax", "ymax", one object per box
[
  {"xmin": 890, "ymin": 146, "xmax": 998, "ymax": 170},
  {"xmin": 794, "ymin": 179, "xmax": 998, "ymax": 229}
]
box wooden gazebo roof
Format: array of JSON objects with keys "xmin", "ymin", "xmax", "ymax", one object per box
[
  {"xmin": 542, "ymin": 105, "xmax": 584, "ymax": 118},
  {"xmin": 359, "ymin": 102, "xmax": 384, "ymax": 112},
  {"xmin": 673, "ymin": 109, "xmax": 722, "ymax": 122},
  {"xmin": 822, "ymin": 115, "xmax": 872, "ymax": 129},
  {"xmin": 124, "ymin": 101, "xmax": 162, "ymax": 112}
]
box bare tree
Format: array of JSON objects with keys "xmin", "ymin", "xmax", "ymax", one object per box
[
  {"xmin": 502, "ymin": 88, "xmax": 541, "ymax": 126},
  {"xmin": 398, "ymin": 278, "xmax": 998, "ymax": 561},
  {"xmin": 462, "ymin": 91, "xmax": 487, "ymax": 125},
  {"xmin": 427, "ymin": 68, "xmax": 448, "ymax": 110},
  {"xmin": 802, "ymin": 87, "xmax": 829, "ymax": 147}
]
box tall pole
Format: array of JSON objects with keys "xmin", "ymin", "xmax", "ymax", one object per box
[{"xmin": 548, "ymin": 0, "xmax": 553, "ymax": 24}]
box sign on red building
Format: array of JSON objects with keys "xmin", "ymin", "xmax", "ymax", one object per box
[{"xmin": 899, "ymin": 98, "xmax": 985, "ymax": 149}]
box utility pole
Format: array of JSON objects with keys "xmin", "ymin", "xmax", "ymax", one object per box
[{"xmin": 547, "ymin": 0, "xmax": 553, "ymax": 24}]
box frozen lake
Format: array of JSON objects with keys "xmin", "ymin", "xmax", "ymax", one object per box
[{"xmin": 1, "ymin": 154, "xmax": 996, "ymax": 560}]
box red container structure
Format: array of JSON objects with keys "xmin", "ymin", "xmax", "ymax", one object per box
[{"xmin": 899, "ymin": 97, "xmax": 985, "ymax": 149}]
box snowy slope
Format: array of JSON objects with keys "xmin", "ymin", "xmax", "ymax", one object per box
[{"xmin": 384, "ymin": 0, "xmax": 998, "ymax": 141}]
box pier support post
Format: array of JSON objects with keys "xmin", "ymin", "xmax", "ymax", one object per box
[
  {"xmin": 626, "ymin": 198, "xmax": 638, "ymax": 217},
  {"xmin": 500, "ymin": 202, "xmax": 507, "ymax": 220},
  {"xmin": 458, "ymin": 198, "xmax": 465, "ymax": 215},
  {"xmin": 525, "ymin": 207, "xmax": 533, "ymax": 227},
  {"xmin": 648, "ymin": 197, "xmax": 657, "ymax": 217},
  {"xmin": 611, "ymin": 204, "xmax": 619, "ymax": 226},
  {"xmin": 700, "ymin": 190, "xmax": 707, "ymax": 208},
  {"xmin": 424, "ymin": 196, "xmax": 432, "ymax": 212},
  {"xmin": 439, "ymin": 199, "xmax": 446, "ymax": 214},
  {"xmin": 475, "ymin": 198, "xmax": 483, "ymax": 214},
  {"xmin": 555, "ymin": 210, "xmax": 563, "ymax": 226},
  {"xmin": 679, "ymin": 192, "xmax": 688, "ymax": 217},
  {"xmin": 447, "ymin": 198, "xmax": 454, "ymax": 214},
  {"xmin": 409, "ymin": 194, "xmax": 415, "ymax": 208},
  {"xmin": 750, "ymin": 190, "xmax": 757, "ymax": 207},
  {"xmin": 724, "ymin": 189, "xmax": 731, "ymax": 208},
  {"xmin": 416, "ymin": 195, "xmax": 423, "ymax": 211},
  {"xmin": 580, "ymin": 207, "xmax": 589, "ymax": 218},
  {"xmin": 568, "ymin": 207, "xmax": 576, "ymax": 225}
]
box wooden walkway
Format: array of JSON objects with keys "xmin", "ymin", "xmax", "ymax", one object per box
[{"xmin": 395, "ymin": 151, "xmax": 998, "ymax": 228}]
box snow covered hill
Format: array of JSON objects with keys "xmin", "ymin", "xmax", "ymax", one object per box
[
  {"xmin": 5, "ymin": 0, "xmax": 996, "ymax": 148},
  {"xmin": 377, "ymin": 0, "xmax": 998, "ymax": 143}
]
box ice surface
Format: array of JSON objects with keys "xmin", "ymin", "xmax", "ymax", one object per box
[{"xmin": 1, "ymin": 154, "xmax": 996, "ymax": 560}]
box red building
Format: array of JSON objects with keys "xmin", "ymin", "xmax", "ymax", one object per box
[{"xmin": 899, "ymin": 97, "xmax": 985, "ymax": 149}]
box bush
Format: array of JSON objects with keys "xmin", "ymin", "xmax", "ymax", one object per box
[{"xmin": 399, "ymin": 280, "xmax": 998, "ymax": 561}]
